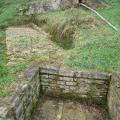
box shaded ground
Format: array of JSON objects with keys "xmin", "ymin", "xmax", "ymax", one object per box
[{"xmin": 31, "ymin": 96, "xmax": 108, "ymax": 120}]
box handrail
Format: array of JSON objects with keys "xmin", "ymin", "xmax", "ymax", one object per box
[{"xmin": 80, "ymin": 3, "xmax": 119, "ymax": 32}]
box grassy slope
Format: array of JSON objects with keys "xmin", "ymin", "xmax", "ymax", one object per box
[
  {"xmin": 64, "ymin": 1, "xmax": 120, "ymax": 72},
  {"xmin": 99, "ymin": 0, "xmax": 120, "ymax": 29},
  {"xmin": 0, "ymin": 0, "xmax": 36, "ymax": 97},
  {"xmin": 36, "ymin": 6, "xmax": 120, "ymax": 72},
  {"xmin": 37, "ymin": 5, "xmax": 120, "ymax": 72}
]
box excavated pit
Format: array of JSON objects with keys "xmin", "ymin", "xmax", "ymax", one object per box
[{"xmin": 31, "ymin": 96, "xmax": 108, "ymax": 120}]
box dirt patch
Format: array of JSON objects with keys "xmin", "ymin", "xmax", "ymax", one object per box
[{"xmin": 31, "ymin": 96, "xmax": 108, "ymax": 120}]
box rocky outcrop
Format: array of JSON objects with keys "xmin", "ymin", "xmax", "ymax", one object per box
[
  {"xmin": 85, "ymin": 0, "xmax": 101, "ymax": 4},
  {"xmin": 26, "ymin": 0, "xmax": 79, "ymax": 14}
]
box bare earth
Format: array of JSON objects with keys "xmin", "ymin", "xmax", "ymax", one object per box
[{"xmin": 31, "ymin": 97, "xmax": 108, "ymax": 120}]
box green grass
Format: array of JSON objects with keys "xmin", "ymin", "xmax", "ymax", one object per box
[
  {"xmin": 0, "ymin": 3, "xmax": 19, "ymax": 28},
  {"xmin": 0, "ymin": 31, "xmax": 7, "ymax": 77},
  {"xmin": 0, "ymin": 1, "xmax": 19, "ymax": 81},
  {"xmin": 64, "ymin": 1, "xmax": 120, "ymax": 72},
  {"xmin": 35, "ymin": 6, "xmax": 120, "ymax": 72},
  {"xmin": 0, "ymin": 0, "xmax": 37, "ymax": 97},
  {"xmin": 35, "ymin": 9, "xmax": 90, "ymax": 49},
  {"xmin": 0, "ymin": 1, "xmax": 21, "ymax": 97},
  {"xmin": 99, "ymin": 0, "xmax": 120, "ymax": 30},
  {"xmin": 65, "ymin": 28, "xmax": 120, "ymax": 72},
  {"xmin": 0, "ymin": 62, "xmax": 27, "ymax": 97}
]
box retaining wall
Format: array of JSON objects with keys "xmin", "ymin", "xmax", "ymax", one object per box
[
  {"xmin": 0, "ymin": 64, "xmax": 113, "ymax": 120},
  {"xmin": 6, "ymin": 68, "xmax": 40, "ymax": 120},
  {"xmin": 108, "ymin": 73, "xmax": 120, "ymax": 120},
  {"xmin": 40, "ymin": 65, "xmax": 110, "ymax": 104}
]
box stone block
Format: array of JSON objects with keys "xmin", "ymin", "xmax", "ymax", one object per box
[
  {"xmin": 41, "ymin": 81, "xmax": 50, "ymax": 85},
  {"xmin": 48, "ymin": 74, "xmax": 58, "ymax": 80},
  {"xmin": 40, "ymin": 64, "xmax": 59, "ymax": 75},
  {"xmin": 66, "ymin": 81, "xmax": 76, "ymax": 86},
  {"xmin": 15, "ymin": 103, "xmax": 24, "ymax": 119},
  {"xmin": 50, "ymin": 83, "xmax": 56, "ymax": 87},
  {"xmin": 59, "ymin": 66, "xmax": 75, "ymax": 77},
  {"xmin": 11, "ymin": 96, "xmax": 20, "ymax": 108},
  {"xmin": 41, "ymin": 74, "xmax": 49, "ymax": 79},
  {"xmin": 24, "ymin": 68, "xmax": 39, "ymax": 81},
  {"xmin": 75, "ymin": 71, "xmax": 111, "ymax": 80},
  {"xmin": 41, "ymin": 78, "xmax": 50, "ymax": 83},
  {"xmin": 59, "ymin": 85, "xmax": 65, "ymax": 89},
  {"xmin": 58, "ymin": 81, "xmax": 65, "ymax": 85},
  {"xmin": 59, "ymin": 76, "xmax": 73, "ymax": 82},
  {"xmin": 69, "ymin": 86, "xmax": 76, "ymax": 90}
]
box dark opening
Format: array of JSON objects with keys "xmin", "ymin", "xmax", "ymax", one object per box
[{"xmin": 79, "ymin": 0, "xmax": 82, "ymax": 3}]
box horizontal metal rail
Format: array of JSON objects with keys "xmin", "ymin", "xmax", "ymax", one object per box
[{"xmin": 80, "ymin": 3, "xmax": 119, "ymax": 32}]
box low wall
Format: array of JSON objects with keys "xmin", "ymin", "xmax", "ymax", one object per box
[
  {"xmin": 0, "ymin": 64, "xmax": 111, "ymax": 120},
  {"xmin": 6, "ymin": 68, "xmax": 40, "ymax": 120},
  {"xmin": 108, "ymin": 73, "xmax": 120, "ymax": 120},
  {"xmin": 40, "ymin": 65, "xmax": 110, "ymax": 104}
]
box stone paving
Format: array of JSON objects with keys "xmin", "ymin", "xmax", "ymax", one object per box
[{"xmin": 31, "ymin": 96, "xmax": 108, "ymax": 120}]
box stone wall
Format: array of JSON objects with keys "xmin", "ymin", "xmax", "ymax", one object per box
[
  {"xmin": 108, "ymin": 73, "xmax": 120, "ymax": 120},
  {"xmin": 6, "ymin": 67, "xmax": 41, "ymax": 120},
  {"xmin": 0, "ymin": 64, "xmax": 111, "ymax": 120},
  {"xmin": 40, "ymin": 65, "xmax": 110, "ymax": 104}
]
